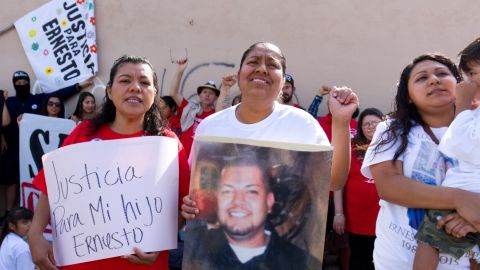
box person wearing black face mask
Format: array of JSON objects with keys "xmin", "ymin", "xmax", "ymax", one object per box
[
  {"xmin": 0, "ymin": 71, "xmax": 94, "ymax": 222},
  {"xmin": 12, "ymin": 73, "xmax": 30, "ymax": 101}
]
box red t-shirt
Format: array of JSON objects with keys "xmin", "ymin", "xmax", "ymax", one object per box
[
  {"xmin": 179, "ymin": 99, "xmax": 215, "ymax": 156},
  {"xmin": 317, "ymin": 112, "xmax": 358, "ymax": 142},
  {"xmin": 168, "ymin": 99, "xmax": 188, "ymax": 138},
  {"xmin": 32, "ymin": 121, "xmax": 190, "ymax": 270},
  {"xmin": 344, "ymin": 148, "xmax": 380, "ymax": 236}
]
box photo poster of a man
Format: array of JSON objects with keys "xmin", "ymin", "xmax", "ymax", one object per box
[{"xmin": 182, "ymin": 136, "xmax": 332, "ymax": 270}]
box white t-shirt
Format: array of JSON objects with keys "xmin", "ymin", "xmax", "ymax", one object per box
[
  {"xmin": 0, "ymin": 233, "xmax": 35, "ymax": 270},
  {"xmin": 194, "ymin": 102, "xmax": 329, "ymax": 145},
  {"xmin": 229, "ymin": 230, "xmax": 271, "ymax": 263},
  {"xmin": 361, "ymin": 120, "xmax": 480, "ymax": 270},
  {"xmin": 439, "ymin": 108, "xmax": 480, "ymax": 193},
  {"xmin": 229, "ymin": 244, "xmax": 267, "ymax": 263}
]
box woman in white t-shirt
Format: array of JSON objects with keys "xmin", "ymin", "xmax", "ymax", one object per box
[
  {"xmin": 180, "ymin": 41, "xmax": 359, "ymax": 269},
  {"xmin": 412, "ymin": 70, "xmax": 480, "ymax": 268},
  {"xmin": 0, "ymin": 207, "xmax": 35, "ymax": 270},
  {"xmin": 182, "ymin": 42, "xmax": 360, "ymax": 216},
  {"xmin": 361, "ymin": 53, "xmax": 480, "ymax": 270},
  {"xmin": 182, "ymin": 42, "xmax": 360, "ymax": 221}
]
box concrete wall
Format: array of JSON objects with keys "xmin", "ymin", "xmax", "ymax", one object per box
[{"xmin": 1, "ymin": 0, "xmax": 479, "ymax": 116}]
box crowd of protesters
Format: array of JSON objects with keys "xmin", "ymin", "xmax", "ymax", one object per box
[{"xmin": 0, "ymin": 38, "xmax": 479, "ymax": 270}]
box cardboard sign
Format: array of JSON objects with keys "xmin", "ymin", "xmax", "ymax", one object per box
[
  {"xmin": 183, "ymin": 136, "xmax": 332, "ymax": 270},
  {"xmin": 42, "ymin": 136, "xmax": 179, "ymax": 266},
  {"xmin": 19, "ymin": 113, "xmax": 76, "ymax": 234}
]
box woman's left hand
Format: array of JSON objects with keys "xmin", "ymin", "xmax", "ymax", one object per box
[
  {"xmin": 437, "ymin": 212, "xmax": 478, "ymax": 238},
  {"xmin": 222, "ymin": 74, "xmax": 237, "ymax": 89},
  {"xmin": 333, "ymin": 214, "xmax": 346, "ymax": 235},
  {"xmin": 329, "ymin": 86, "xmax": 359, "ymax": 120},
  {"xmin": 123, "ymin": 248, "xmax": 160, "ymax": 265}
]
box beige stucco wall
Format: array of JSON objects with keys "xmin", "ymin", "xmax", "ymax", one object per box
[{"xmin": 1, "ymin": 0, "xmax": 479, "ymax": 116}]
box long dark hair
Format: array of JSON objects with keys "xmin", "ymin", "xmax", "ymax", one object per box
[
  {"xmin": 373, "ymin": 53, "xmax": 461, "ymax": 161},
  {"xmin": 42, "ymin": 94, "xmax": 65, "ymax": 118},
  {"xmin": 88, "ymin": 55, "xmax": 164, "ymax": 135},
  {"xmin": 160, "ymin": 95, "xmax": 177, "ymax": 115},
  {"xmin": 353, "ymin": 108, "xmax": 383, "ymax": 159},
  {"xmin": 0, "ymin": 207, "xmax": 33, "ymax": 246},
  {"xmin": 72, "ymin": 92, "xmax": 95, "ymax": 120}
]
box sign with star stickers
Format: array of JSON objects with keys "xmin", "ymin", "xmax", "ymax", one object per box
[{"xmin": 14, "ymin": 0, "xmax": 98, "ymax": 92}]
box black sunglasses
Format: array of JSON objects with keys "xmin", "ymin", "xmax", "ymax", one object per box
[{"xmin": 47, "ymin": 101, "xmax": 62, "ymax": 107}]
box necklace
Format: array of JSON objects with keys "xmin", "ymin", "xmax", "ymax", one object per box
[{"xmin": 421, "ymin": 124, "xmax": 439, "ymax": 145}]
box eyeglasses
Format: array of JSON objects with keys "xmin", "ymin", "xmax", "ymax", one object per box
[
  {"xmin": 47, "ymin": 101, "xmax": 62, "ymax": 107},
  {"xmin": 362, "ymin": 121, "xmax": 381, "ymax": 129}
]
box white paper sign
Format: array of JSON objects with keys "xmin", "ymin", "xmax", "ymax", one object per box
[
  {"xmin": 19, "ymin": 114, "xmax": 76, "ymax": 229},
  {"xmin": 42, "ymin": 136, "xmax": 179, "ymax": 266},
  {"xmin": 14, "ymin": 0, "xmax": 98, "ymax": 92}
]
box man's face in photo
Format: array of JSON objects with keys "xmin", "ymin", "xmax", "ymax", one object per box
[{"xmin": 217, "ymin": 165, "xmax": 274, "ymax": 242}]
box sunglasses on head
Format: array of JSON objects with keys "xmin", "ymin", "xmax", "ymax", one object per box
[{"xmin": 47, "ymin": 101, "xmax": 62, "ymax": 107}]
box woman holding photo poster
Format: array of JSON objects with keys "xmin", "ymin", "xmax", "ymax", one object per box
[
  {"xmin": 28, "ymin": 55, "xmax": 190, "ymax": 270},
  {"xmin": 180, "ymin": 42, "xmax": 359, "ymax": 267},
  {"xmin": 183, "ymin": 41, "xmax": 359, "ymax": 190}
]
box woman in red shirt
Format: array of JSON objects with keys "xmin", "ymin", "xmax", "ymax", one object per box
[
  {"xmin": 159, "ymin": 95, "xmax": 183, "ymax": 138},
  {"xmin": 342, "ymin": 108, "xmax": 383, "ymax": 270},
  {"xmin": 27, "ymin": 55, "xmax": 190, "ymax": 270}
]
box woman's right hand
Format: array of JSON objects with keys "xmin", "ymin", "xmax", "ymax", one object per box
[
  {"xmin": 174, "ymin": 57, "xmax": 188, "ymax": 73},
  {"xmin": 28, "ymin": 232, "xmax": 58, "ymax": 270},
  {"xmin": 437, "ymin": 212, "xmax": 478, "ymax": 238},
  {"xmin": 319, "ymin": 85, "xmax": 331, "ymax": 96},
  {"xmin": 181, "ymin": 195, "xmax": 199, "ymax": 220}
]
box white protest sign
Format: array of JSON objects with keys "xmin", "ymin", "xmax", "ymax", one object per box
[
  {"xmin": 19, "ymin": 114, "xmax": 76, "ymax": 228},
  {"xmin": 42, "ymin": 136, "xmax": 179, "ymax": 266},
  {"xmin": 15, "ymin": 0, "xmax": 98, "ymax": 92}
]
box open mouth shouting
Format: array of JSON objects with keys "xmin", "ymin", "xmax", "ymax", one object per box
[{"xmin": 125, "ymin": 96, "xmax": 143, "ymax": 103}]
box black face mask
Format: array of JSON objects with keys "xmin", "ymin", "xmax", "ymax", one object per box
[{"xmin": 14, "ymin": 84, "xmax": 31, "ymax": 100}]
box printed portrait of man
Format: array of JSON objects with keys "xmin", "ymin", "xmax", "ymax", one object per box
[{"xmin": 184, "ymin": 153, "xmax": 322, "ymax": 270}]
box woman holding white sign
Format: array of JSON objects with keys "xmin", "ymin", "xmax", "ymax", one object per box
[
  {"xmin": 41, "ymin": 95, "xmax": 65, "ymax": 118},
  {"xmin": 28, "ymin": 55, "xmax": 190, "ymax": 270}
]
